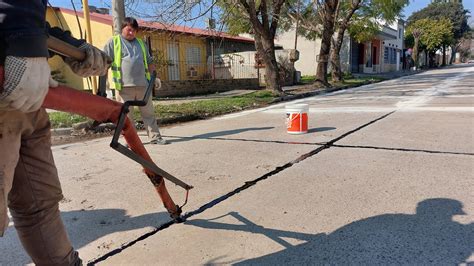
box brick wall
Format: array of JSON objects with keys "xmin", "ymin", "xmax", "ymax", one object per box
[{"xmin": 156, "ymin": 78, "xmax": 259, "ymax": 97}]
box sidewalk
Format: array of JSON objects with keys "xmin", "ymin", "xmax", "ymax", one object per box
[
  {"xmin": 352, "ymin": 69, "xmax": 423, "ymax": 80},
  {"xmin": 154, "ymin": 89, "xmax": 258, "ymax": 105}
]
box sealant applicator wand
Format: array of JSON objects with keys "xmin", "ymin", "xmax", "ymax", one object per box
[{"xmin": 0, "ymin": 36, "xmax": 193, "ymax": 220}]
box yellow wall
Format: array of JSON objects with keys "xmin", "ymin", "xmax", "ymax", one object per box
[
  {"xmin": 46, "ymin": 7, "xmax": 208, "ymax": 90},
  {"xmin": 142, "ymin": 32, "xmax": 207, "ymax": 81},
  {"xmin": 47, "ymin": 8, "xmax": 113, "ymax": 90}
]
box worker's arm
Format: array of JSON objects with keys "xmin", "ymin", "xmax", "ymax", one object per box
[
  {"xmin": 144, "ymin": 40, "xmax": 156, "ymax": 73},
  {"xmin": 0, "ymin": 0, "xmax": 56, "ymax": 112},
  {"xmin": 48, "ymin": 24, "xmax": 111, "ymax": 77},
  {"xmin": 148, "ymin": 63, "xmax": 156, "ymax": 73}
]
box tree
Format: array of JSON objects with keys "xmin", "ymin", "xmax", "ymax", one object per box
[
  {"xmin": 432, "ymin": 0, "xmax": 463, "ymax": 3},
  {"xmin": 329, "ymin": 0, "xmax": 361, "ymax": 83},
  {"xmin": 406, "ymin": 18, "xmax": 453, "ymax": 67},
  {"xmin": 218, "ymin": 0, "xmax": 288, "ymax": 95},
  {"xmin": 406, "ymin": 1, "xmax": 470, "ymax": 64},
  {"xmin": 315, "ymin": 0, "xmax": 339, "ymax": 86},
  {"xmin": 329, "ymin": 0, "xmax": 408, "ymax": 82},
  {"xmin": 410, "ymin": 28, "xmax": 423, "ymax": 68}
]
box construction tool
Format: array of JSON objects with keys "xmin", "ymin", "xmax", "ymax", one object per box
[{"xmin": 0, "ymin": 37, "xmax": 193, "ymax": 220}]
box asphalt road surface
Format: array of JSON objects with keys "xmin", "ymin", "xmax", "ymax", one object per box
[{"xmin": 2, "ymin": 65, "xmax": 473, "ymax": 265}]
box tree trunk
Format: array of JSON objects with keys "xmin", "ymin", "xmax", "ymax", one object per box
[
  {"xmin": 442, "ymin": 45, "xmax": 446, "ymax": 66},
  {"xmin": 240, "ymin": 0, "xmax": 284, "ymax": 95},
  {"xmin": 425, "ymin": 50, "xmax": 428, "ymax": 67},
  {"xmin": 449, "ymin": 45, "xmax": 458, "ymax": 65},
  {"xmin": 449, "ymin": 45, "xmax": 456, "ymax": 64},
  {"xmin": 330, "ymin": 0, "xmax": 359, "ymax": 83},
  {"xmin": 413, "ymin": 38, "xmax": 419, "ymax": 69},
  {"xmin": 330, "ymin": 31, "xmax": 345, "ymax": 82},
  {"xmin": 254, "ymin": 31, "xmax": 282, "ymax": 94},
  {"xmin": 316, "ymin": 0, "xmax": 338, "ymax": 86}
]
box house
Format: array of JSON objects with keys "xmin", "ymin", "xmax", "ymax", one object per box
[
  {"xmin": 351, "ymin": 19, "xmax": 405, "ymax": 74},
  {"xmin": 276, "ymin": 19, "xmax": 406, "ymax": 76},
  {"xmin": 46, "ymin": 6, "xmax": 256, "ymax": 93}
]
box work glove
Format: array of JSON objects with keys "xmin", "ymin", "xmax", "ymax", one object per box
[
  {"xmin": 65, "ymin": 43, "xmax": 111, "ymax": 77},
  {"xmin": 155, "ymin": 77, "xmax": 162, "ymax": 90},
  {"xmin": 0, "ymin": 56, "xmax": 57, "ymax": 112}
]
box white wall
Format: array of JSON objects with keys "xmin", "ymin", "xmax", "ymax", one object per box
[
  {"xmin": 381, "ymin": 20, "xmax": 405, "ymax": 72},
  {"xmin": 275, "ymin": 28, "xmax": 321, "ymax": 76}
]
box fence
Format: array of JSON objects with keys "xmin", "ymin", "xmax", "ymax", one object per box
[{"xmin": 144, "ymin": 36, "xmax": 296, "ymax": 96}]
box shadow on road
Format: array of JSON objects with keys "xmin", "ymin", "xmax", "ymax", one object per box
[
  {"xmin": 307, "ymin": 127, "xmax": 336, "ymax": 133},
  {"xmin": 165, "ymin": 127, "xmax": 274, "ymax": 143},
  {"xmin": 186, "ymin": 198, "xmax": 473, "ymax": 265},
  {"xmin": 6, "ymin": 209, "xmax": 170, "ymax": 264}
]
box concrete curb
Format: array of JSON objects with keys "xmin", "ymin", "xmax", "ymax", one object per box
[{"xmin": 51, "ymin": 127, "xmax": 73, "ymax": 136}]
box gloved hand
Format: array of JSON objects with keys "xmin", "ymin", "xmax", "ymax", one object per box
[
  {"xmin": 155, "ymin": 77, "xmax": 162, "ymax": 90},
  {"xmin": 0, "ymin": 56, "xmax": 57, "ymax": 112},
  {"xmin": 65, "ymin": 43, "xmax": 111, "ymax": 77}
]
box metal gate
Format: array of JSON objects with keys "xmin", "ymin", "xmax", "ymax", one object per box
[{"xmin": 167, "ymin": 43, "xmax": 180, "ymax": 80}]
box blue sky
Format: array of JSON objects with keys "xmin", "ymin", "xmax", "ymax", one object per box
[
  {"xmin": 49, "ymin": 0, "xmax": 474, "ymax": 29},
  {"xmin": 403, "ymin": 0, "xmax": 473, "ymax": 21}
]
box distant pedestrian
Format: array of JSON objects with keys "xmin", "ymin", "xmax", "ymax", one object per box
[{"xmin": 103, "ymin": 17, "xmax": 168, "ymax": 145}]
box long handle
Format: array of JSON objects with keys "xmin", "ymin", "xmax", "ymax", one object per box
[{"xmin": 47, "ymin": 36, "xmax": 86, "ymax": 61}]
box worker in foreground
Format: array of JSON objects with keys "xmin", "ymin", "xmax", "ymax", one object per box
[{"xmin": 0, "ymin": 1, "xmax": 110, "ymax": 264}]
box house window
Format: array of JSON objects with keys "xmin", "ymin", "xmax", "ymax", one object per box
[
  {"xmin": 215, "ymin": 48, "xmax": 224, "ymax": 56},
  {"xmin": 384, "ymin": 47, "xmax": 389, "ymax": 63},
  {"xmin": 399, "ymin": 29, "xmax": 402, "ymax": 39},
  {"xmin": 365, "ymin": 43, "xmax": 372, "ymax": 67},
  {"xmin": 390, "ymin": 48, "xmax": 397, "ymax": 64},
  {"xmin": 186, "ymin": 46, "xmax": 201, "ymax": 66}
]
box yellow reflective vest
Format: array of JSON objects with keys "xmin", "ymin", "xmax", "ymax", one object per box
[{"xmin": 111, "ymin": 35, "xmax": 151, "ymax": 90}]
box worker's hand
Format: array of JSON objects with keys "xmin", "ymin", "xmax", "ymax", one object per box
[
  {"xmin": 65, "ymin": 43, "xmax": 111, "ymax": 77},
  {"xmin": 155, "ymin": 77, "xmax": 162, "ymax": 90},
  {"xmin": 0, "ymin": 56, "xmax": 57, "ymax": 112}
]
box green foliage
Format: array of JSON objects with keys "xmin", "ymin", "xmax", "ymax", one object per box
[
  {"xmin": 151, "ymin": 50, "xmax": 172, "ymax": 70},
  {"xmin": 217, "ymin": 1, "xmax": 252, "ymax": 35},
  {"xmin": 347, "ymin": 0, "xmax": 408, "ymax": 43},
  {"xmin": 348, "ymin": 16, "xmax": 380, "ymax": 43},
  {"xmin": 153, "ymin": 90, "xmax": 276, "ymax": 121},
  {"xmin": 49, "ymin": 112, "xmax": 88, "ymax": 128},
  {"xmin": 406, "ymin": 18, "xmax": 454, "ymax": 52},
  {"xmin": 48, "ymin": 91, "xmax": 277, "ymax": 128},
  {"xmin": 407, "ymin": 2, "xmax": 470, "ymax": 40},
  {"xmin": 217, "ymin": 0, "xmax": 295, "ymax": 35}
]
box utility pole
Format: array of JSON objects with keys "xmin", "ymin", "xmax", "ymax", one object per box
[
  {"xmin": 294, "ymin": 0, "xmax": 300, "ymax": 50},
  {"xmin": 82, "ymin": 0, "xmax": 97, "ymax": 94},
  {"xmin": 112, "ymin": 0, "xmax": 125, "ymax": 35}
]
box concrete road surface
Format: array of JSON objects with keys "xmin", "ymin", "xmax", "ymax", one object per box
[{"xmin": 2, "ymin": 65, "xmax": 473, "ymax": 265}]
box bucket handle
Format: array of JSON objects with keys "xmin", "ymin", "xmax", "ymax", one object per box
[{"xmin": 286, "ymin": 112, "xmax": 303, "ymax": 128}]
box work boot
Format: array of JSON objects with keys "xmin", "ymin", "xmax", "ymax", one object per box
[{"xmin": 150, "ymin": 137, "xmax": 168, "ymax": 145}]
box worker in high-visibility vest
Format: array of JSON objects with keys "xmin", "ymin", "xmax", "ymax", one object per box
[{"xmin": 103, "ymin": 17, "xmax": 168, "ymax": 145}]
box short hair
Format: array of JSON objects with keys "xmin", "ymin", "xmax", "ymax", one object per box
[{"xmin": 121, "ymin": 17, "xmax": 139, "ymax": 30}]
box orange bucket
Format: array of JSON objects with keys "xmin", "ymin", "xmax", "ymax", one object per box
[{"xmin": 286, "ymin": 104, "xmax": 309, "ymax": 134}]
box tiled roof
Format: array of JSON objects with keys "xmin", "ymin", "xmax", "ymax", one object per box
[{"xmin": 54, "ymin": 7, "xmax": 255, "ymax": 43}]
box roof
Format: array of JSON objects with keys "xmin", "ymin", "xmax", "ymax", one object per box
[{"xmin": 53, "ymin": 7, "xmax": 255, "ymax": 43}]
